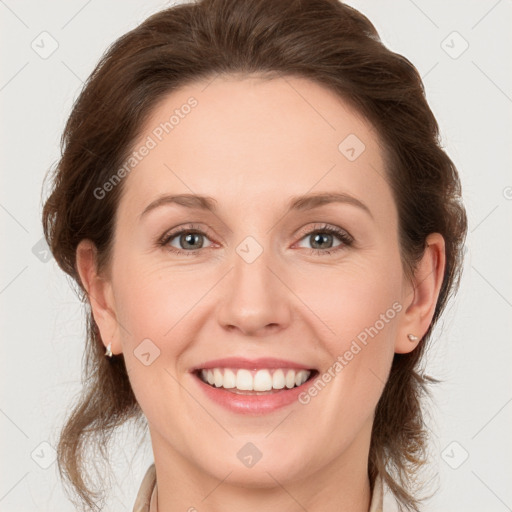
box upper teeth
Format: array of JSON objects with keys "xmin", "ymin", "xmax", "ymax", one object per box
[{"xmin": 199, "ymin": 368, "xmax": 311, "ymax": 391}]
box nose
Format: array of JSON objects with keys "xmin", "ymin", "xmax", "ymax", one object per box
[{"xmin": 216, "ymin": 245, "xmax": 292, "ymax": 337}]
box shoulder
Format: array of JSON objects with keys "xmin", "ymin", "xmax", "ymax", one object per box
[
  {"xmin": 133, "ymin": 464, "xmax": 156, "ymax": 512},
  {"xmin": 370, "ymin": 473, "xmax": 384, "ymax": 512}
]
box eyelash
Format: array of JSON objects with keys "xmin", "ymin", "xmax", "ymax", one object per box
[{"xmin": 157, "ymin": 223, "xmax": 354, "ymax": 257}]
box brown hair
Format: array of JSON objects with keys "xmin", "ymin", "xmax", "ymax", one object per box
[{"xmin": 41, "ymin": 0, "xmax": 467, "ymax": 510}]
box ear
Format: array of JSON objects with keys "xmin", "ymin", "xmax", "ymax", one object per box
[
  {"xmin": 75, "ymin": 239, "xmax": 122, "ymax": 355},
  {"xmin": 395, "ymin": 233, "xmax": 446, "ymax": 354}
]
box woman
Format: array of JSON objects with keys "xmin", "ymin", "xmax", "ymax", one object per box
[{"xmin": 41, "ymin": 0, "xmax": 467, "ymax": 510}]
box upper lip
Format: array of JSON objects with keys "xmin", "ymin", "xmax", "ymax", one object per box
[{"xmin": 189, "ymin": 357, "xmax": 316, "ymax": 372}]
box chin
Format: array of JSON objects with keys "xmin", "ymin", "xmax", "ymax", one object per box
[{"xmin": 196, "ymin": 445, "xmax": 314, "ymax": 489}]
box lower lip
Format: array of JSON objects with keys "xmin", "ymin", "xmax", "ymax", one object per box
[{"xmin": 192, "ymin": 372, "xmax": 317, "ymax": 415}]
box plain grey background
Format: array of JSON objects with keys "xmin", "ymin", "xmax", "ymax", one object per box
[{"xmin": 1, "ymin": 1, "xmax": 511, "ymax": 511}]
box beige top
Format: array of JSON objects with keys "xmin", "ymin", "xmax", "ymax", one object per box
[{"xmin": 133, "ymin": 463, "xmax": 384, "ymax": 512}]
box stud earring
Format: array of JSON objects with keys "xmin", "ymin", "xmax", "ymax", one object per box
[
  {"xmin": 407, "ymin": 334, "xmax": 419, "ymax": 342},
  {"xmin": 105, "ymin": 342, "xmax": 113, "ymax": 358}
]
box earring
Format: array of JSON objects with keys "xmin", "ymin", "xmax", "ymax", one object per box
[
  {"xmin": 105, "ymin": 342, "xmax": 113, "ymax": 358},
  {"xmin": 407, "ymin": 334, "xmax": 419, "ymax": 342}
]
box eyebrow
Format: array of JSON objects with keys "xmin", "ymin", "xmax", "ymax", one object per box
[{"xmin": 139, "ymin": 191, "xmax": 373, "ymax": 220}]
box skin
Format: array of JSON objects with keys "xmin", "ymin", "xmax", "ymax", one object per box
[{"xmin": 76, "ymin": 74, "xmax": 445, "ymax": 512}]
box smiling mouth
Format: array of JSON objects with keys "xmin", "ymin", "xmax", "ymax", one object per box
[{"xmin": 194, "ymin": 367, "xmax": 318, "ymax": 394}]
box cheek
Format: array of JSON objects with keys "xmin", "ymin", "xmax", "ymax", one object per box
[
  {"xmin": 291, "ymin": 252, "xmax": 402, "ymax": 413},
  {"xmin": 111, "ymin": 262, "xmax": 200, "ymax": 427},
  {"xmin": 112, "ymin": 256, "xmax": 206, "ymax": 342},
  {"xmin": 293, "ymin": 255, "xmax": 402, "ymax": 344},
  {"xmin": 293, "ymin": 260, "xmax": 401, "ymax": 423}
]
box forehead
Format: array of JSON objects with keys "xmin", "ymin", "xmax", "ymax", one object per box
[{"xmin": 117, "ymin": 74, "xmax": 394, "ymax": 222}]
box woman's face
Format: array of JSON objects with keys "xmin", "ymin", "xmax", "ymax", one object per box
[{"xmin": 88, "ymin": 75, "xmax": 417, "ymax": 486}]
